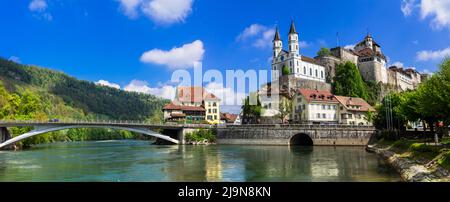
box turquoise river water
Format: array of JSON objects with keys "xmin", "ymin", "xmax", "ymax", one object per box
[{"xmin": 0, "ymin": 140, "xmax": 401, "ymax": 182}]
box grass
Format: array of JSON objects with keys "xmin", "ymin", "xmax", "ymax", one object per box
[{"xmin": 376, "ymin": 138, "xmax": 450, "ymax": 170}]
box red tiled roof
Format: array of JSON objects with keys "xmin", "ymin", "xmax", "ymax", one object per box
[
  {"xmin": 298, "ymin": 89, "xmax": 339, "ymax": 103},
  {"xmin": 334, "ymin": 96, "xmax": 375, "ymax": 112},
  {"xmin": 163, "ymin": 102, "xmax": 206, "ymax": 111},
  {"xmin": 176, "ymin": 86, "xmax": 220, "ymax": 103},
  {"xmin": 220, "ymin": 113, "xmax": 238, "ymax": 122}
]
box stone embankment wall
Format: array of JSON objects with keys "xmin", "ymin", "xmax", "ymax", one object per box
[
  {"xmin": 366, "ymin": 145, "xmax": 450, "ymax": 182},
  {"xmin": 216, "ymin": 127, "xmax": 375, "ymax": 146}
]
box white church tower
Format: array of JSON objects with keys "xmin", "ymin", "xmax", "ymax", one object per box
[
  {"xmin": 288, "ymin": 21, "xmax": 299, "ymax": 55},
  {"xmin": 271, "ymin": 20, "xmax": 326, "ymax": 83}
]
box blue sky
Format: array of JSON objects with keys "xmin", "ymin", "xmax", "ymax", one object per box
[{"xmin": 1, "ymin": 0, "xmax": 450, "ymax": 112}]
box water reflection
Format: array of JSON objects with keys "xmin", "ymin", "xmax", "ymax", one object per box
[{"xmin": 0, "ymin": 141, "xmax": 400, "ymax": 182}]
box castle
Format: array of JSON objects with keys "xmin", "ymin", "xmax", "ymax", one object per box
[{"xmin": 256, "ymin": 21, "xmax": 429, "ymax": 124}]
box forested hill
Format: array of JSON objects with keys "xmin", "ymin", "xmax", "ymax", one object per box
[{"xmin": 0, "ymin": 57, "xmax": 168, "ymax": 121}]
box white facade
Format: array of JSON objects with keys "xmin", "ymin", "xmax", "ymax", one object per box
[{"xmin": 272, "ymin": 22, "xmax": 326, "ymax": 83}]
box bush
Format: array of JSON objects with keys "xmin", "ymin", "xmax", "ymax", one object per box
[
  {"xmin": 282, "ymin": 66, "xmax": 290, "ymax": 76},
  {"xmin": 185, "ymin": 129, "xmax": 216, "ymax": 143}
]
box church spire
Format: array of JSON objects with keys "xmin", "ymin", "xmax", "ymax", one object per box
[
  {"xmin": 289, "ymin": 20, "xmax": 297, "ymax": 34},
  {"xmin": 273, "ymin": 26, "xmax": 281, "ymax": 42}
]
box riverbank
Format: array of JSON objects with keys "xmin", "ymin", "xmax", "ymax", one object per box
[{"xmin": 367, "ymin": 139, "xmax": 450, "ymax": 182}]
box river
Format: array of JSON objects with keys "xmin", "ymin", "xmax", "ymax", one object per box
[{"xmin": 0, "ymin": 140, "xmax": 400, "ymax": 182}]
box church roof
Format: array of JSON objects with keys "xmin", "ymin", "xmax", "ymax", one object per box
[
  {"xmin": 289, "ymin": 21, "xmax": 297, "ymax": 34},
  {"xmin": 301, "ymin": 55, "xmax": 322, "ymax": 66},
  {"xmin": 273, "ymin": 27, "xmax": 281, "ymax": 41}
]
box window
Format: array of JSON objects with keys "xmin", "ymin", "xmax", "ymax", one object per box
[
  {"xmin": 207, "ymin": 115, "xmax": 213, "ymax": 120},
  {"xmin": 268, "ymin": 103, "xmax": 272, "ymax": 109},
  {"xmin": 304, "ymin": 67, "xmax": 306, "ymax": 74},
  {"xmin": 208, "ymin": 109, "xmax": 211, "ymax": 113},
  {"xmin": 322, "ymin": 105, "xmax": 325, "ymax": 110},
  {"xmin": 290, "ymin": 61, "xmax": 292, "ymax": 67},
  {"xmin": 333, "ymin": 105, "xmax": 337, "ymax": 110},
  {"xmin": 315, "ymin": 69, "xmax": 318, "ymax": 77},
  {"xmin": 213, "ymin": 102, "xmax": 217, "ymax": 107},
  {"xmin": 213, "ymin": 109, "xmax": 217, "ymax": 113},
  {"xmin": 328, "ymin": 105, "xmax": 331, "ymax": 110},
  {"xmin": 310, "ymin": 68, "xmax": 312, "ymax": 76},
  {"xmin": 322, "ymin": 114, "xmax": 326, "ymax": 119},
  {"xmin": 214, "ymin": 115, "xmax": 217, "ymax": 120},
  {"xmin": 208, "ymin": 102, "xmax": 211, "ymax": 107},
  {"xmin": 334, "ymin": 114, "xmax": 337, "ymax": 119},
  {"xmin": 317, "ymin": 113, "xmax": 321, "ymax": 119},
  {"xmin": 321, "ymin": 71, "xmax": 324, "ymax": 78}
]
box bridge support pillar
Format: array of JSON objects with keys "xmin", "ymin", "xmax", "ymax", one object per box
[{"xmin": 0, "ymin": 127, "xmax": 13, "ymax": 150}]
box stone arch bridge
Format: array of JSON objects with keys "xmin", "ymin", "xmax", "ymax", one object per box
[{"xmin": 215, "ymin": 124, "xmax": 377, "ymax": 146}]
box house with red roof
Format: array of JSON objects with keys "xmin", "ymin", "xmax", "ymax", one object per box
[
  {"xmin": 293, "ymin": 89, "xmax": 340, "ymax": 124},
  {"xmin": 334, "ymin": 96, "xmax": 375, "ymax": 126},
  {"xmin": 163, "ymin": 86, "xmax": 221, "ymax": 124}
]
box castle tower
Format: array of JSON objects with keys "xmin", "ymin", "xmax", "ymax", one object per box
[
  {"xmin": 288, "ymin": 21, "xmax": 299, "ymax": 55},
  {"xmin": 273, "ymin": 26, "xmax": 282, "ymax": 58},
  {"xmin": 364, "ymin": 33, "xmax": 373, "ymax": 50}
]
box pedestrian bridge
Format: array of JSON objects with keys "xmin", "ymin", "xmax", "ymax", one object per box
[{"xmin": 0, "ymin": 120, "xmax": 213, "ymax": 149}]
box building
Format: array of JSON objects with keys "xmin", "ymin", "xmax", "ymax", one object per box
[
  {"xmin": 293, "ymin": 89, "xmax": 340, "ymax": 124},
  {"xmin": 220, "ymin": 113, "xmax": 241, "ymax": 125},
  {"xmin": 353, "ymin": 33, "xmax": 388, "ymax": 84},
  {"xmin": 387, "ymin": 66, "xmax": 423, "ymax": 91},
  {"xmin": 272, "ymin": 21, "xmax": 327, "ymax": 83},
  {"xmin": 163, "ymin": 86, "xmax": 221, "ymax": 124},
  {"xmin": 334, "ymin": 96, "xmax": 375, "ymax": 126}
]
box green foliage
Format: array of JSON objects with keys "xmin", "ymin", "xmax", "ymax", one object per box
[
  {"xmin": 0, "ymin": 57, "xmax": 167, "ymax": 147},
  {"xmin": 241, "ymin": 93, "xmax": 262, "ymax": 124},
  {"xmin": 185, "ymin": 129, "xmax": 216, "ymax": 143},
  {"xmin": 317, "ymin": 47, "xmax": 331, "ymax": 57},
  {"xmin": 282, "ymin": 66, "xmax": 290, "ymax": 76},
  {"xmin": 277, "ymin": 97, "xmax": 293, "ymax": 123},
  {"xmin": 375, "ymin": 58, "xmax": 450, "ymax": 131},
  {"xmin": 332, "ymin": 61, "xmax": 369, "ymax": 101},
  {"xmin": 0, "ymin": 57, "xmax": 169, "ymax": 120}
]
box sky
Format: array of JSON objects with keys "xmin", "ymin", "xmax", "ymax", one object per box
[{"xmin": 1, "ymin": 0, "xmax": 450, "ymax": 113}]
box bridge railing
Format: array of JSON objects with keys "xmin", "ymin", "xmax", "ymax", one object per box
[
  {"xmin": 0, "ymin": 120, "xmax": 374, "ymax": 129},
  {"xmin": 222, "ymin": 124, "xmax": 375, "ymax": 129},
  {"xmin": 0, "ymin": 119, "xmax": 215, "ymax": 128}
]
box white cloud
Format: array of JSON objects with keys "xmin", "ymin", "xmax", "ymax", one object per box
[
  {"xmin": 416, "ymin": 47, "xmax": 450, "ymax": 61},
  {"xmin": 299, "ymin": 41, "xmax": 310, "ymax": 49},
  {"xmin": 117, "ymin": 0, "xmax": 142, "ymax": 19},
  {"xmin": 237, "ymin": 24, "xmax": 267, "ymax": 41},
  {"xmin": 421, "ymin": 0, "xmax": 450, "ymax": 29},
  {"xmin": 140, "ymin": 40, "xmax": 204, "ymax": 69},
  {"xmin": 124, "ymin": 80, "xmax": 176, "ymax": 100},
  {"xmin": 117, "ymin": 0, "xmax": 193, "ymax": 25},
  {"xmin": 29, "ymin": 0, "xmax": 52, "ymax": 21},
  {"xmin": 344, "ymin": 44, "xmax": 355, "ymax": 50},
  {"xmin": 391, "ymin": 61, "xmax": 404, "ymax": 67},
  {"xmin": 401, "ymin": 0, "xmax": 450, "ymax": 30},
  {"xmin": 29, "ymin": 0, "xmax": 47, "ymax": 12},
  {"xmin": 401, "ymin": 0, "xmax": 416, "ymax": 17},
  {"xmin": 8, "ymin": 56, "xmax": 21, "ymax": 64},
  {"xmin": 237, "ymin": 24, "xmax": 275, "ymax": 49},
  {"xmin": 95, "ymin": 80, "xmax": 121, "ymax": 89}
]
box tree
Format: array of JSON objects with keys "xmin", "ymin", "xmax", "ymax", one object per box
[
  {"xmin": 317, "ymin": 47, "xmax": 331, "ymax": 57},
  {"xmin": 241, "ymin": 93, "xmax": 262, "ymax": 124},
  {"xmin": 332, "ymin": 61, "xmax": 369, "ymax": 101},
  {"xmin": 277, "ymin": 97, "xmax": 293, "ymax": 123},
  {"xmin": 282, "ymin": 66, "xmax": 290, "ymax": 76}
]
